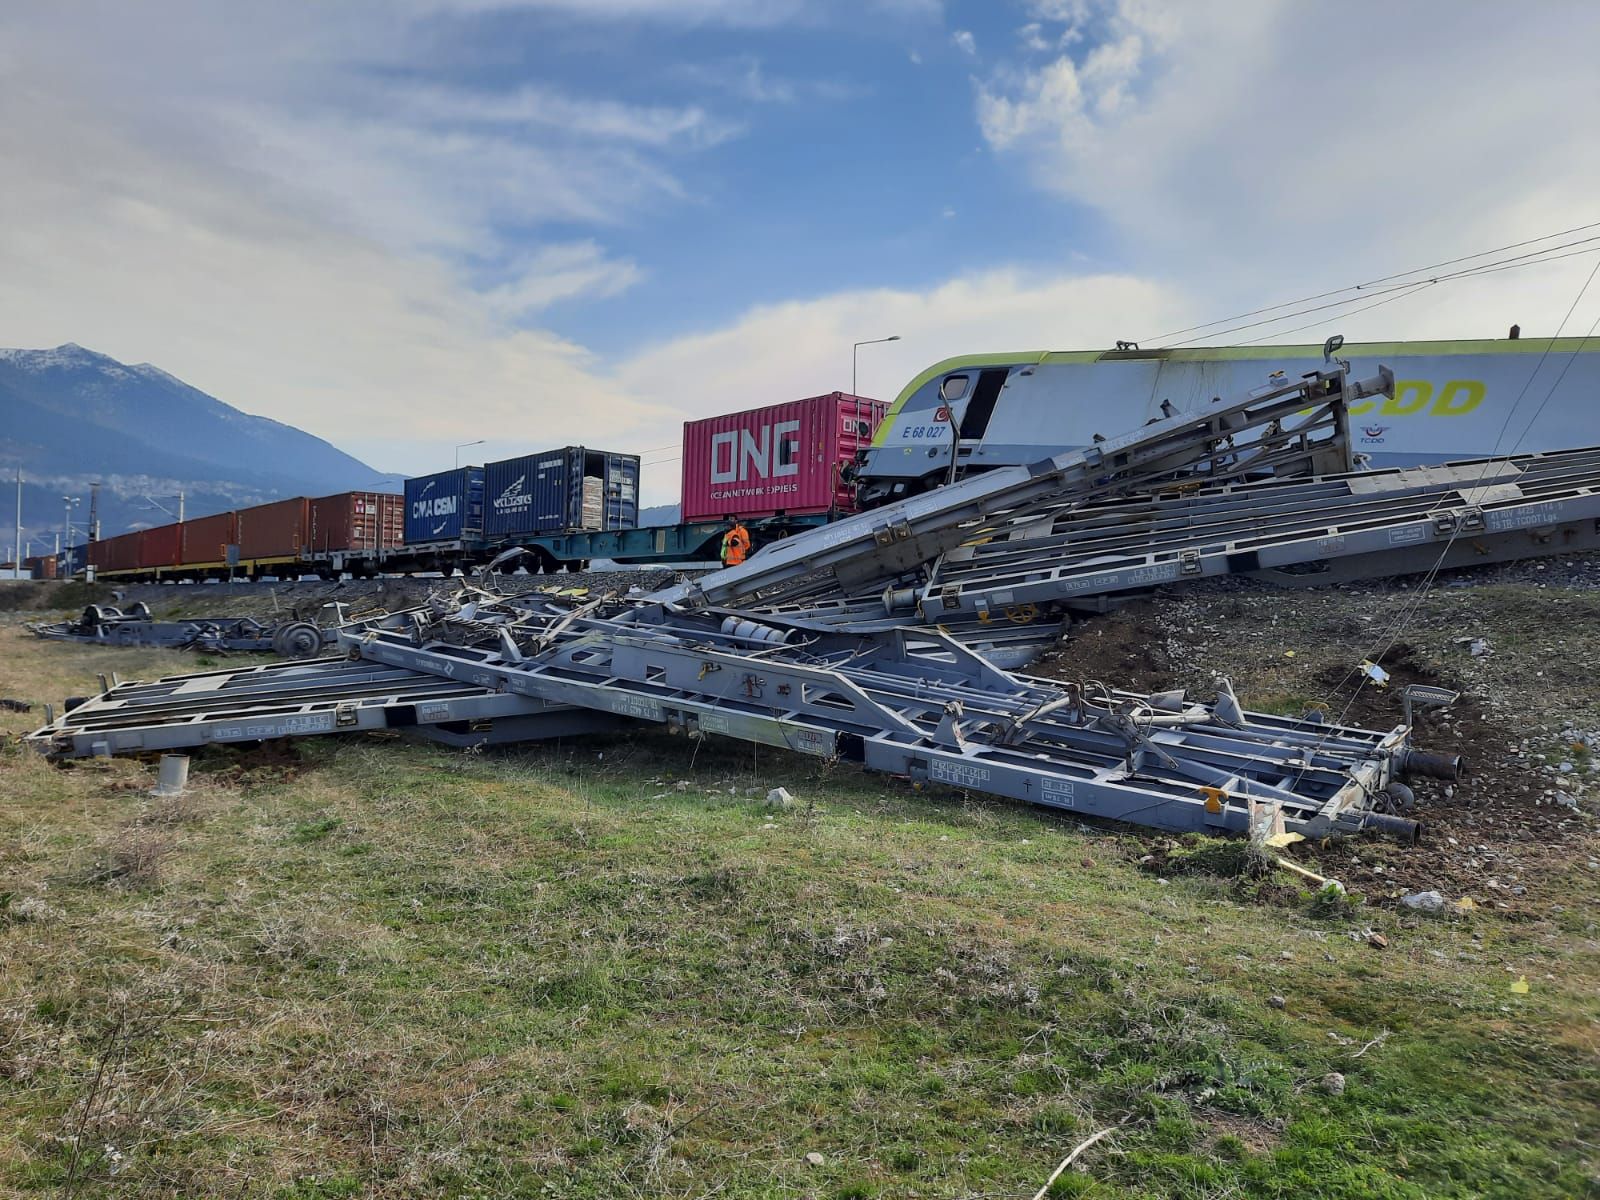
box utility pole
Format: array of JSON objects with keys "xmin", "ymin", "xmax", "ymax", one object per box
[
  {"xmin": 178, "ymin": 490, "xmax": 185, "ymax": 523},
  {"xmin": 13, "ymin": 470, "xmax": 20, "ymax": 581}
]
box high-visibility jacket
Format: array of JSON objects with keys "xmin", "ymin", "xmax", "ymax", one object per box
[{"xmin": 720, "ymin": 523, "xmax": 751, "ymax": 566}]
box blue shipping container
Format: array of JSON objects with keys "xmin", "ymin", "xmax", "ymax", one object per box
[
  {"xmin": 404, "ymin": 466, "xmax": 484, "ymax": 544},
  {"xmin": 483, "ymin": 446, "xmax": 640, "ymax": 537}
]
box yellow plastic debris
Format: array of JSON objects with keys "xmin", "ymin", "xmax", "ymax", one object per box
[
  {"xmin": 1283, "ymin": 650, "xmax": 1297, "ymax": 658},
  {"xmin": 1510, "ymin": 975, "xmax": 1530, "ymax": 994}
]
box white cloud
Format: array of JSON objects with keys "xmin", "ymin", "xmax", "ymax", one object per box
[
  {"xmin": 485, "ymin": 242, "xmax": 645, "ymax": 315},
  {"xmin": 974, "ymin": 0, "xmax": 1600, "ymax": 340},
  {"xmin": 672, "ymin": 57, "xmax": 866, "ymax": 105},
  {"xmin": 397, "ymin": 84, "xmax": 742, "ymax": 148},
  {"xmin": 951, "ymin": 29, "xmax": 977, "ymax": 56}
]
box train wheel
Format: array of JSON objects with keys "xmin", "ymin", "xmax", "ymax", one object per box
[{"xmin": 274, "ymin": 621, "xmax": 324, "ymax": 659}]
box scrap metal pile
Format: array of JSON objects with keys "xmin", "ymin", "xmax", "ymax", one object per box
[
  {"xmin": 28, "ymin": 602, "xmax": 358, "ymax": 658},
  {"xmin": 31, "ymin": 357, "xmax": 1478, "ymax": 842}
]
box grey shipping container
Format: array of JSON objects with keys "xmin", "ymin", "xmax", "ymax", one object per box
[
  {"xmin": 404, "ymin": 466, "xmax": 485, "ymax": 544},
  {"xmin": 483, "ymin": 446, "xmax": 640, "ymax": 537}
]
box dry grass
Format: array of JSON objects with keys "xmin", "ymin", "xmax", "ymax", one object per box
[{"xmin": 0, "ymin": 616, "xmax": 1597, "ymax": 1198}]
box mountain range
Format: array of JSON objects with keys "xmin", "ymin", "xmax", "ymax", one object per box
[{"xmin": 0, "ymin": 344, "xmax": 396, "ymax": 553}]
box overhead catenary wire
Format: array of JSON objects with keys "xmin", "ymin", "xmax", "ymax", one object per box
[
  {"xmin": 1139, "ymin": 220, "xmax": 1600, "ymax": 346},
  {"xmin": 1160, "ymin": 237, "xmax": 1600, "ymax": 348}
]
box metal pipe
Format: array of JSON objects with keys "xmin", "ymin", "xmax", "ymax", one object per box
[
  {"xmin": 152, "ymin": 754, "xmax": 190, "ymax": 796},
  {"xmin": 1397, "ymin": 748, "xmax": 1463, "ymax": 782}
]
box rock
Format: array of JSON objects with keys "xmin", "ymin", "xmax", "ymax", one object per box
[
  {"xmin": 765, "ymin": 787, "xmax": 796, "ymax": 810},
  {"xmin": 1268, "ymin": 994, "xmax": 1286, "ymax": 1009},
  {"xmin": 1079, "ymin": 857, "xmax": 1095, "ymax": 868},
  {"xmin": 804, "ymin": 1151, "xmax": 826, "ymax": 1167},
  {"xmin": 1321, "ymin": 1072, "xmax": 1347, "ymax": 1096},
  {"xmin": 1400, "ymin": 890, "xmax": 1445, "ymax": 912},
  {"xmin": 1366, "ymin": 931, "xmax": 1389, "ymax": 950}
]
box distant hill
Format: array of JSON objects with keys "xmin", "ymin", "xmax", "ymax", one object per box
[
  {"xmin": 0, "ymin": 344, "xmax": 398, "ymax": 551},
  {"xmin": 638, "ymin": 503, "xmax": 681, "ymax": 526}
]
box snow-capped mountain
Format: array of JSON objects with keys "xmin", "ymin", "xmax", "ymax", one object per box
[{"xmin": 0, "ymin": 344, "xmax": 398, "ymax": 549}]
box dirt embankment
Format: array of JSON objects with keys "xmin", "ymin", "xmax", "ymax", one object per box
[{"xmin": 1032, "ymin": 563, "xmax": 1600, "ymax": 911}]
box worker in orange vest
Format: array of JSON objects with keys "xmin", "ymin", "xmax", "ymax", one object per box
[{"xmin": 720, "ymin": 519, "xmax": 751, "ymax": 567}]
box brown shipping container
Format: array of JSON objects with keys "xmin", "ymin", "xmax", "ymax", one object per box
[
  {"xmin": 237, "ymin": 498, "xmax": 309, "ymax": 560},
  {"xmin": 91, "ymin": 531, "xmax": 143, "ymax": 572},
  {"xmin": 180, "ymin": 512, "xmax": 237, "ymax": 566},
  {"xmin": 307, "ymin": 492, "xmax": 405, "ymax": 556},
  {"xmin": 138, "ymin": 523, "xmax": 183, "ymax": 571}
]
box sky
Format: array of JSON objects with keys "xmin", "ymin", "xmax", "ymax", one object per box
[{"xmin": 2, "ymin": 0, "xmax": 1599, "ymax": 505}]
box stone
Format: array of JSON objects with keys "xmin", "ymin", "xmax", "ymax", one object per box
[
  {"xmin": 804, "ymin": 1152, "xmax": 826, "ymax": 1167},
  {"xmin": 1400, "ymin": 890, "xmax": 1445, "ymax": 912},
  {"xmin": 1321, "ymin": 1072, "xmax": 1347, "ymax": 1096},
  {"xmin": 765, "ymin": 787, "xmax": 796, "ymax": 810}
]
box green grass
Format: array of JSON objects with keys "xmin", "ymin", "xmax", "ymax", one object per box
[{"xmin": 0, "ymin": 627, "xmax": 1597, "ymax": 1197}]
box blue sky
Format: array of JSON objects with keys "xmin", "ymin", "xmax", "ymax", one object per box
[{"xmin": 2, "ymin": 0, "xmax": 1599, "ymax": 503}]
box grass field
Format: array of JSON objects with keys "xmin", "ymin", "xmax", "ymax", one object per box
[{"xmin": 1, "ymin": 617, "xmax": 1597, "ymax": 1199}]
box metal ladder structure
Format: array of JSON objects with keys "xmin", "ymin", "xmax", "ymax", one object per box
[
  {"xmin": 30, "ymin": 588, "xmax": 1457, "ymax": 843},
  {"xmin": 767, "ymin": 445, "xmax": 1600, "ymax": 624},
  {"xmin": 30, "ymin": 655, "xmax": 620, "ymax": 759},
  {"xmin": 333, "ymin": 597, "xmax": 1452, "ymax": 841}
]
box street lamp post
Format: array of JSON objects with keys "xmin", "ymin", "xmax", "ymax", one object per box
[
  {"xmin": 455, "ymin": 440, "xmax": 485, "ymax": 469},
  {"xmin": 62, "ymin": 496, "xmax": 79, "ymax": 547},
  {"xmin": 852, "ymin": 335, "xmax": 900, "ymax": 401}
]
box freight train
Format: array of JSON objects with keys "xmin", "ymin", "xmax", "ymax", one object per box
[
  {"xmin": 47, "ymin": 395, "xmax": 883, "ymax": 581},
  {"xmin": 50, "ymin": 333, "xmax": 1583, "ymax": 583}
]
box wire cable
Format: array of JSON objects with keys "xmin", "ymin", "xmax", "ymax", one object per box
[
  {"xmin": 1140, "ymin": 220, "xmax": 1600, "ymax": 345},
  {"xmin": 1158, "ymin": 235, "xmax": 1600, "ymax": 347}
]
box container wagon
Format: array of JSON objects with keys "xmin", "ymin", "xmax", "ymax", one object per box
[
  {"xmin": 139, "ymin": 524, "xmax": 183, "ymax": 573},
  {"xmin": 403, "ymin": 467, "xmax": 485, "ymax": 569},
  {"xmin": 181, "ymin": 512, "xmax": 237, "ymax": 573},
  {"xmin": 236, "ymin": 497, "xmax": 308, "ymax": 571},
  {"xmin": 483, "ymin": 447, "xmax": 639, "ymax": 539},
  {"xmin": 307, "ymin": 491, "xmax": 404, "ymax": 576},
  {"xmin": 682, "ymin": 392, "xmax": 884, "ymax": 522}
]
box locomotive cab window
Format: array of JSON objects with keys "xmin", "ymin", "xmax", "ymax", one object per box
[
  {"xmin": 939, "ymin": 375, "xmax": 969, "ymax": 403},
  {"xmin": 957, "ymin": 368, "xmax": 1009, "ymax": 440}
]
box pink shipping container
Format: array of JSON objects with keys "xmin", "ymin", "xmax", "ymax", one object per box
[
  {"xmin": 681, "ymin": 392, "xmax": 886, "ymax": 522},
  {"xmin": 308, "ymin": 491, "xmax": 405, "ymax": 556},
  {"xmin": 138, "ymin": 523, "xmax": 183, "ymax": 571},
  {"xmin": 237, "ymin": 497, "xmax": 309, "ymax": 560},
  {"xmin": 181, "ymin": 512, "xmax": 237, "ymax": 566}
]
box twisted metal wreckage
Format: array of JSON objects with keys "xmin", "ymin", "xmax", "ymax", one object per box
[
  {"xmin": 46, "ymin": 344, "xmax": 1588, "ymax": 844},
  {"xmin": 27, "ymin": 602, "xmax": 349, "ymax": 657}
]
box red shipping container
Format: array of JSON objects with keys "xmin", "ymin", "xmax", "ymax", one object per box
[
  {"xmin": 236, "ymin": 497, "xmax": 309, "ymax": 559},
  {"xmin": 180, "ymin": 512, "xmax": 237, "ymax": 566},
  {"xmin": 138, "ymin": 523, "xmax": 183, "ymax": 571},
  {"xmin": 91, "ymin": 531, "xmax": 143, "ymax": 572},
  {"xmin": 307, "ymin": 492, "xmax": 405, "ymax": 555},
  {"xmin": 681, "ymin": 392, "xmax": 886, "ymax": 522}
]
